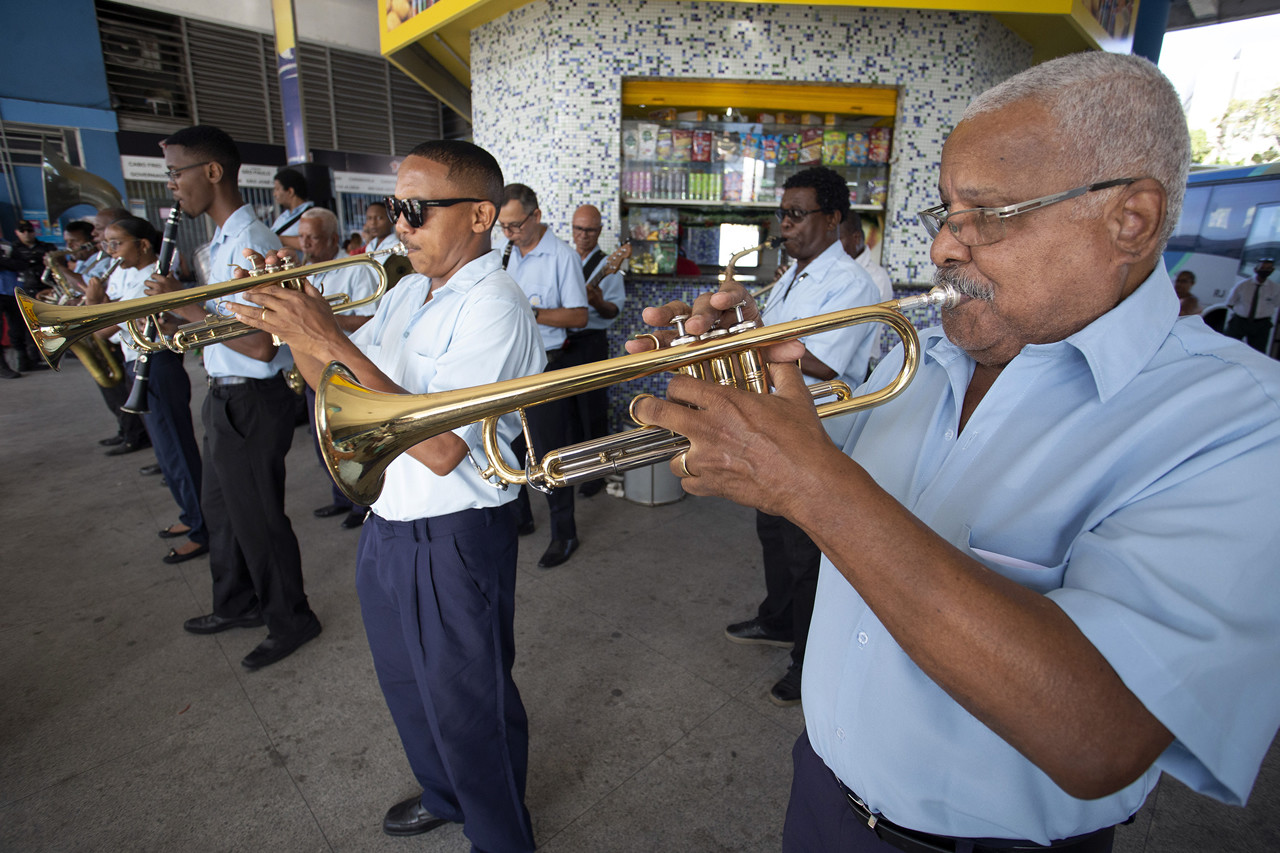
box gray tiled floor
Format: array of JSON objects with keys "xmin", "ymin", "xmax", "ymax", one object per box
[{"xmin": 1, "ymin": 356, "xmax": 1276, "ymax": 852}]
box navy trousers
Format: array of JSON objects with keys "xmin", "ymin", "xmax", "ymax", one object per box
[
  {"xmin": 756, "ymin": 510, "xmax": 822, "ymax": 669},
  {"xmin": 357, "ymin": 505, "xmax": 534, "ymax": 853},
  {"xmin": 128, "ymin": 352, "xmax": 206, "ymax": 545},
  {"xmin": 513, "ymin": 350, "xmax": 576, "ymax": 541}
]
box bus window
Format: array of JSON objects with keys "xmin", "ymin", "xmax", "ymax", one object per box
[
  {"xmin": 1168, "ymin": 185, "xmax": 1209, "ymax": 253},
  {"xmin": 1197, "ymin": 181, "xmax": 1280, "ymax": 258},
  {"xmin": 1240, "ymin": 202, "xmax": 1280, "ymax": 276}
]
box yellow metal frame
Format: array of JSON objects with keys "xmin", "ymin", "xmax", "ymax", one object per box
[{"xmin": 621, "ymin": 80, "xmax": 899, "ymax": 118}]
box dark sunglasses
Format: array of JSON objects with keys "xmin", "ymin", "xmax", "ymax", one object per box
[{"xmin": 384, "ymin": 196, "xmax": 485, "ymax": 229}]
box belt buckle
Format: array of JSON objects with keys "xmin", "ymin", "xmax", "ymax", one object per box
[{"xmin": 846, "ymin": 791, "xmax": 879, "ymax": 830}]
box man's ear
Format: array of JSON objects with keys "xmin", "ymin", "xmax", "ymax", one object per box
[
  {"xmin": 1111, "ymin": 178, "xmax": 1165, "ymax": 261},
  {"xmin": 207, "ymin": 160, "xmax": 225, "ymax": 186},
  {"xmin": 473, "ymin": 201, "xmax": 497, "ymax": 234}
]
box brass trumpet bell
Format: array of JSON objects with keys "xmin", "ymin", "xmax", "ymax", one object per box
[{"xmin": 317, "ymin": 285, "xmax": 960, "ymax": 507}]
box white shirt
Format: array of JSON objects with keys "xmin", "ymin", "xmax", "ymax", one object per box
[
  {"xmin": 269, "ymin": 200, "xmax": 314, "ymax": 237},
  {"xmin": 365, "ymin": 232, "xmax": 399, "ymax": 261},
  {"xmin": 348, "ymin": 250, "xmax": 546, "ymax": 521},
  {"xmin": 1226, "ymin": 275, "xmax": 1280, "ymax": 321},
  {"xmin": 105, "ymin": 264, "xmax": 152, "ymax": 362},
  {"xmin": 855, "ymin": 248, "xmax": 894, "ymax": 302},
  {"xmin": 310, "ymin": 250, "xmax": 381, "ymax": 319}
]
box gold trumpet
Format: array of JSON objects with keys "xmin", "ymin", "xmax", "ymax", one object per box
[
  {"xmin": 39, "ymin": 255, "xmax": 125, "ymax": 387},
  {"xmin": 317, "ymin": 284, "xmax": 960, "ymax": 507},
  {"xmin": 16, "ymin": 244, "xmax": 406, "ymax": 369}
]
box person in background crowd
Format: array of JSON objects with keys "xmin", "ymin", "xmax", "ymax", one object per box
[
  {"xmin": 564, "ymin": 203, "xmax": 625, "ymax": 498},
  {"xmin": 0, "ymin": 225, "xmax": 24, "ymax": 378},
  {"xmin": 345, "ymin": 231, "xmax": 366, "ymax": 255},
  {"xmin": 1174, "ymin": 269, "xmax": 1201, "ymax": 317},
  {"xmin": 1224, "ymin": 257, "xmax": 1278, "ymax": 352},
  {"xmin": 630, "ymin": 52, "xmax": 1280, "ymax": 852},
  {"xmin": 499, "ymin": 183, "xmax": 588, "ymax": 569},
  {"xmin": 721, "ymin": 166, "xmax": 881, "ymax": 709},
  {"xmin": 270, "ymin": 168, "xmax": 314, "ymax": 251}
]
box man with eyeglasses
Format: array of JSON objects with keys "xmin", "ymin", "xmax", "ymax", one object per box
[
  {"xmin": 722, "ymin": 166, "xmax": 881, "ymax": 709},
  {"xmin": 147, "ymin": 125, "xmax": 321, "ymax": 672},
  {"xmin": 564, "ymin": 203, "xmax": 626, "ymax": 497},
  {"xmin": 498, "ymin": 183, "xmax": 589, "ymax": 568},
  {"xmin": 229, "ymin": 140, "xmax": 543, "ymax": 852},
  {"xmin": 630, "ymin": 52, "xmax": 1280, "ymax": 852}
]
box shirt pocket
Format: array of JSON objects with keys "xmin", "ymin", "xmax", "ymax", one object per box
[{"xmin": 965, "ymin": 527, "xmax": 1067, "ymax": 594}]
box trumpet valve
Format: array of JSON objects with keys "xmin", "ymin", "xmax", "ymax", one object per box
[{"xmin": 670, "ymin": 314, "xmax": 697, "ymax": 347}]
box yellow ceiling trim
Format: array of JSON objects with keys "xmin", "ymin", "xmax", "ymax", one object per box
[{"xmin": 622, "ymin": 80, "xmax": 899, "ymax": 117}]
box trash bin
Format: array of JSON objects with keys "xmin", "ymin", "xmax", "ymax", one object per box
[{"xmin": 624, "ymin": 462, "xmax": 685, "ymax": 506}]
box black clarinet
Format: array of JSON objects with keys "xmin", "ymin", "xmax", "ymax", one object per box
[
  {"xmin": 502, "ymin": 240, "xmax": 513, "ymax": 270},
  {"xmin": 121, "ymin": 203, "xmax": 182, "ymax": 415}
]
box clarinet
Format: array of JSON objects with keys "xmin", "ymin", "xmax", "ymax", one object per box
[
  {"xmin": 121, "ymin": 204, "xmax": 182, "ymax": 415},
  {"xmin": 502, "ymin": 240, "xmax": 513, "ymax": 270}
]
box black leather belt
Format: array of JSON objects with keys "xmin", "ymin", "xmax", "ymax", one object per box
[
  {"xmin": 207, "ymin": 372, "xmax": 285, "ymax": 388},
  {"xmin": 843, "ymin": 790, "xmax": 1113, "ymax": 853}
]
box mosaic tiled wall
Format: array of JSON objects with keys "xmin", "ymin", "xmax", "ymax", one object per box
[
  {"xmin": 471, "ymin": 1, "xmax": 1031, "ymax": 429},
  {"xmin": 472, "ymin": 1, "xmax": 1032, "ymax": 285}
]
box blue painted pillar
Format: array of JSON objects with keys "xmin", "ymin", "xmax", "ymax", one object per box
[
  {"xmin": 1132, "ymin": 0, "xmax": 1172, "ymax": 64},
  {"xmin": 272, "ymin": 0, "xmax": 309, "ymax": 165}
]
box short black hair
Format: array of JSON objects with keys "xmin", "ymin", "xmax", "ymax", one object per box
[
  {"xmin": 501, "ymin": 183, "xmax": 538, "ymax": 214},
  {"xmin": 162, "ymin": 125, "xmax": 241, "ymax": 184},
  {"xmin": 783, "ymin": 166, "xmax": 851, "ymax": 223},
  {"xmin": 274, "ymin": 168, "xmax": 308, "ymax": 199},
  {"xmin": 366, "ymin": 200, "xmax": 388, "ymax": 214},
  {"xmin": 405, "ymin": 140, "xmax": 505, "ymax": 207},
  {"xmin": 106, "ymin": 215, "xmax": 161, "ymax": 253},
  {"xmin": 64, "ymin": 221, "xmax": 94, "ymax": 240}
]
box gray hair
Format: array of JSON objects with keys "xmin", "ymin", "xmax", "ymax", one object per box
[
  {"xmin": 963, "ymin": 52, "xmax": 1190, "ymax": 249},
  {"xmin": 300, "ymin": 206, "xmax": 340, "ymax": 238}
]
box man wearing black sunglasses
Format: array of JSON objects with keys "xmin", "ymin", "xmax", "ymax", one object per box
[
  {"xmin": 498, "ymin": 183, "xmax": 589, "ymax": 569},
  {"xmin": 231, "ymin": 140, "xmax": 544, "ymax": 852},
  {"xmin": 724, "ymin": 165, "xmax": 882, "ymax": 709}
]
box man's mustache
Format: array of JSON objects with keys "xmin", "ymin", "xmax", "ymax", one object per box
[{"xmin": 935, "ymin": 266, "xmax": 994, "ymax": 302}]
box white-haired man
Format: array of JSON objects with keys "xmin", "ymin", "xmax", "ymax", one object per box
[
  {"xmin": 297, "ymin": 205, "xmax": 382, "ymax": 528},
  {"xmin": 632, "ymin": 52, "xmax": 1280, "ymax": 851}
]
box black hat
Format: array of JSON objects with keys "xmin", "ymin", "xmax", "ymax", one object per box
[{"xmin": 15, "ymin": 220, "xmax": 34, "ymax": 232}]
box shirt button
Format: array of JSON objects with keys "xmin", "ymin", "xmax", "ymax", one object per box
[
  {"xmin": 836, "ymin": 727, "xmax": 846, "ymax": 741},
  {"xmin": 944, "ymin": 429, "xmax": 955, "ymax": 441},
  {"xmin": 857, "ymin": 631, "xmax": 869, "ymax": 645}
]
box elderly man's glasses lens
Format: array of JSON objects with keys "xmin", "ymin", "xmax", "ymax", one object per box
[
  {"xmin": 774, "ymin": 207, "xmax": 828, "ymax": 224},
  {"xmin": 165, "ymin": 161, "xmax": 211, "ymax": 182},
  {"xmin": 384, "ymin": 196, "xmax": 485, "ymax": 229},
  {"xmin": 917, "ymin": 178, "xmax": 1138, "ymax": 247},
  {"xmin": 500, "ymin": 210, "xmax": 537, "ymax": 234}
]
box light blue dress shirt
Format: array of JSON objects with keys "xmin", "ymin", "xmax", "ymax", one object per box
[
  {"xmin": 761, "ymin": 239, "xmax": 880, "ymax": 390},
  {"xmin": 310, "ymin": 250, "xmax": 380, "ymax": 318},
  {"xmin": 803, "ymin": 262, "xmax": 1280, "ymax": 843},
  {"xmin": 347, "ymin": 250, "xmax": 546, "ymax": 522},
  {"xmin": 504, "ymin": 229, "xmax": 587, "ymax": 352},
  {"xmin": 203, "ymin": 204, "xmax": 291, "ymax": 379}
]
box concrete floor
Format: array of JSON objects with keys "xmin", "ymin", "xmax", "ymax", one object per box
[{"xmin": 1, "ymin": 355, "xmax": 1277, "ymax": 852}]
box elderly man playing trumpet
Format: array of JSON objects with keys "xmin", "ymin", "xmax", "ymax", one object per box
[{"xmin": 629, "ymin": 52, "xmax": 1280, "ymax": 852}]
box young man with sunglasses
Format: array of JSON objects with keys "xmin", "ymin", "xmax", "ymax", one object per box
[
  {"xmin": 147, "ymin": 125, "xmax": 321, "ymax": 672},
  {"xmin": 498, "ymin": 183, "xmax": 589, "ymax": 568},
  {"xmin": 231, "ymin": 141, "xmax": 544, "ymax": 851},
  {"xmin": 721, "ymin": 165, "xmax": 881, "ymax": 708}
]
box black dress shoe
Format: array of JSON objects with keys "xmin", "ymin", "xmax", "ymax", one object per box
[
  {"xmin": 0, "ymin": 364, "xmax": 21, "ymax": 379},
  {"xmin": 313, "ymin": 503, "xmax": 350, "ymax": 518},
  {"xmin": 184, "ymin": 611, "xmax": 265, "ymax": 635},
  {"xmin": 537, "ymin": 538, "xmax": 579, "ymax": 568},
  {"xmin": 139, "ymin": 464, "xmax": 162, "ymax": 476},
  {"xmin": 578, "ymin": 479, "xmax": 605, "ymax": 497},
  {"xmin": 99, "ymin": 435, "xmax": 125, "ymax": 447},
  {"xmin": 105, "ymin": 440, "xmax": 151, "ymax": 456},
  {"xmin": 241, "ymin": 617, "xmax": 321, "ymax": 670},
  {"xmin": 517, "ymin": 520, "xmax": 536, "ymax": 536},
  {"xmin": 769, "ymin": 665, "xmax": 803, "ymax": 708},
  {"xmin": 341, "ymin": 509, "xmax": 368, "ymax": 529},
  {"xmin": 724, "ymin": 617, "xmax": 794, "ymax": 649},
  {"xmin": 383, "ymin": 794, "xmax": 448, "ymax": 837},
  {"xmin": 163, "ymin": 543, "xmax": 209, "ymax": 564}
]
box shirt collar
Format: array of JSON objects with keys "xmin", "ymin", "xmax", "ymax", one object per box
[
  {"xmin": 785, "ymin": 239, "xmax": 846, "ymax": 284},
  {"xmin": 211, "ymin": 204, "xmax": 259, "ymax": 248},
  {"xmin": 438, "ymin": 249, "xmax": 503, "ymax": 297},
  {"xmin": 924, "ymin": 260, "xmax": 1179, "ymax": 404}
]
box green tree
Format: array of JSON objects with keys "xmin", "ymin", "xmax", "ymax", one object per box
[{"xmin": 1189, "ymin": 128, "xmax": 1212, "ymax": 163}]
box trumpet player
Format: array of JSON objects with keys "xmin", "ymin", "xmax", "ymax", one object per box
[
  {"xmin": 229, "ymin": 140, "xmax": 544, "ymax": 851},
  {"xmin": 723, "ymin": 166, "xmax": 882, "ymax": 708},
  {"xmin": 148, "ymin": 124, "xmax": 320, "ymax": 672},
  {"xmin": 296, "ymin": 206, "xmax": 380, "ymax": 529}
]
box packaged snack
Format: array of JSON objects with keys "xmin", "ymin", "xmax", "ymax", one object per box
[
  {"xmin": 723, "ymin": 167, "xmax": 743, "ymax": 202},
  {"xmin": 763, "ymin": 135, "xmax": 779, "ymax": 164},
  {"xmin": 784, "ymin": 134, "xmax": 800, "ymax": 165},
  {"xmin": 649, "ymin": 107, "xmax": 677, "ymax": 121},
  {"xmin": 672, "ymin": 129, "xmax": 692, "ymax": 162},
  {"xmin": 691, "ymin": 130, "xmax": 713, "ymax": 163},
  {"xmin": 801, "ymin": 113, "xmax": 822, "ymax": 126},
  {"xmin": 757, "ymin": 113, "xmax": 776, "ymax": 124},
  {"xmin": 622, "ymin": 125, "xmax": 640, "ymax": 162},
  {"xmin": 676, "ymin": 109, "xmax": 705, "ymax": 122},
  {"xmin": 799, "ymin": 128, "xmax": 823, "ymax": 164},
  {"xmin": 715, "ymin": 131, "xmax": 741, "ymax": 164},
  {"xmin": 822, "ymin": 130, "xmax": 846, "ymax": 166},
  {"xmin": 868, "ymin": 127, "xmax": 892, "ymax": 164},
  {"xmin": 776, "ymin": 112, "xmax": 796, "ymax": 125},
  {"xmin": 656, "ymin": 128, "xmax": 673, "ymax": 162},
  {"xmin": 846, "ymin": 131, "xmax": 869, "ymax": 166},
  {"xmin": 638, "ymin": 123, "xmax": 659, "ymax": 160}
]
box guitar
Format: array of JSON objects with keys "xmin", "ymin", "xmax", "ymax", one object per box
[{"xmin": 585, "ymin": 241, "xmax": 632, "ymax": 321}]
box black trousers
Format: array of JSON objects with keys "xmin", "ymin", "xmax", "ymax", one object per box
[
  {"xmin": 304, "ymin": 384, "xmax": 366, "ymax": 514},
  {"xmin": 513, "ymin": 349, "xmax": 576, "ymax": 541},
  {"xmin": 561, "ymin": 328, "xmax": 611, "ymax": 444},
  {"xmin": 756, "ymin": 509, "xmax": 822, "ymax": 669},
  {"xmin": 100, "ymin": 343, "xmax": 149, "ymax": 445},
  {"xmin": 202, "ymin": 374, "xmax": 314, "ymax": 637},
  {"xmin": 1225, "ymin": 315, "xmax": 1273, "ymax": 353},
  {"xmin": 129, "ymin": 352, "xmax": 205, "ymax": 545}
]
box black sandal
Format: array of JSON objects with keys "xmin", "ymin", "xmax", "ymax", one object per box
[
  {"xmin": 163, "ymin": 543, "xmax": 209, "ymax": 564},
  {"xmin": 159, "ymin": 524, "xmax": 191, "ymax": 539}
]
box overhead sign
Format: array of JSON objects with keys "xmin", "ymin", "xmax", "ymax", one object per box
[
  {"xmin": 120, "ymin": 156, "xmax": 279, "ymax": 188},
  {"xmin": 333, "ymin": 170, "xmax": 398, "ymax": 194}
]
